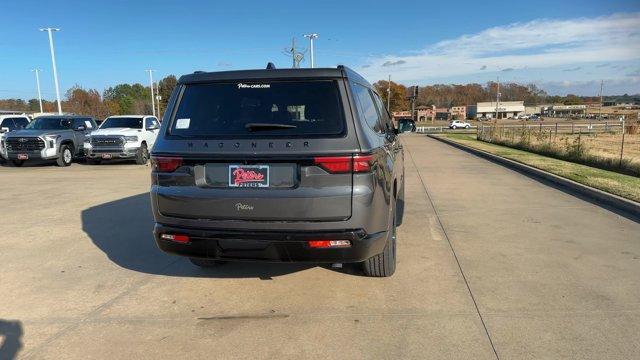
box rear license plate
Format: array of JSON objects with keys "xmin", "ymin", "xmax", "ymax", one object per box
[
  {"xmin": 101, "ymin": 154, "xmax": 113, "ymax": 159},
  {"xmin": 229, "ymin": 165, "xmax": 269, "ymax": 187},
  {"xmin": 17, "ymin": 154, "xmax": 28, "ymax": 160}
]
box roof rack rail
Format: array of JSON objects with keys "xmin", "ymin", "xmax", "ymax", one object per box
[{"xmin": 193, "ymin": 71, "xmax": 205, "ymax": 74}]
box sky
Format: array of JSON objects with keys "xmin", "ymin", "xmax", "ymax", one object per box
[{"xmin": 1, "ymin": 0, "xmax": 639, "ymax": 100}]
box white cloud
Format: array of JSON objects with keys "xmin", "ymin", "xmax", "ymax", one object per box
[{"xmin": 359, "ymin": 13, "xmax": 640, "ymax": 88}]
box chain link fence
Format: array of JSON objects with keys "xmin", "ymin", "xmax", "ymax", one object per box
[{"xmin": 476, "ymin": 122, "xmax": 639, "ymax": 177}]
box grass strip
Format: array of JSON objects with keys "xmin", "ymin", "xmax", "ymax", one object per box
[{"xmin": 439, "ymin": 133, "xmax": 640, "ymax": 203}]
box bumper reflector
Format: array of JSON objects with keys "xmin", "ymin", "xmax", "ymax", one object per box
[
  {"xmin": 161, "ymin": 234, "xmax": 190, "ymax": 243},
  {"xmin": 308, "ymin": 240, "xmax": 351, "ymax": 248}
]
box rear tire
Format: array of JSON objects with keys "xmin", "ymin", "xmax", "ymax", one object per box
[
  {"xmin": 363, "ymin": 209, "xmax": 397, "ymax": 277},
  {"xmin": 56, "ymin": 145, "xmax": 73, "ymax": 167},
  {"xmin": 135, "ymin": 143, "xmax": 148, "ymax": 165},
  {"xmin": 11, "ymin": 160, "xmax": 24, "ymax": 167},
  {"xmin": 189, "ymin": 258, "xmax": 226, "ymax": 268}
]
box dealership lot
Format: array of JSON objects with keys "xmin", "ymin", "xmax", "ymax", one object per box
[{"xmin": 1, "ymin": 134, "xmax": 639, "ymax": 359}]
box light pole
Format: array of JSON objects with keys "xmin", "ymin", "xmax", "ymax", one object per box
[
  {"xmin": 303, "ymin": 33, "xmax": 318, "ymax": 68},
  {"xmin": 31, "ymin": 69, "xmax": 44, "ymax": 113},
  {"xmin": 39, "ymin": 27, "xmax": 62, "ymax": 114},
  {"xmin": 145, "ymin": 69, "xmax": 156, "ymax": 117}
]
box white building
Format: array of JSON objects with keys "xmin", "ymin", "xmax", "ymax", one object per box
[{"xmin": 476, "ymin": 101, "xmax": 525, "ymax": 119}]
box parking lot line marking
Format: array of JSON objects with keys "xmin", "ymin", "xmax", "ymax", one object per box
[{"xmin": 407, "ymin": 144, "xmax": 501, "ymax": 360}]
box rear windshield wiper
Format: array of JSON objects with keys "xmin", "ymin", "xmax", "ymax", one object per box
[{"xmin": 245, "ymin": 123, "xmax": 297, "ymax": 131}]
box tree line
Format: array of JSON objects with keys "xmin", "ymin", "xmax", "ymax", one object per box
[
  {"xmin": 372, "ymin": 80, "xmax": 626, "ymax": 113},
  {"xmin": 0, "ymin": 75, "xmax": 177, "ymax": 119},
  {"xmin": 1, "ymin": 76, "xmax": 636, "ymax": 118}
]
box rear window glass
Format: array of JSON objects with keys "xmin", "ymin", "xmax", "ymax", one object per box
[{"xmin": 170, "ymin": 80, "xmax": 345, "ymax": 138}]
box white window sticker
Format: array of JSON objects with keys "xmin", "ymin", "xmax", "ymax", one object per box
[
  {"xmin": 84, "ymin": 120, "xmax": 92, "ymax": 128},
  {"xmin": 175, "ymin": 118, "xmax": 190, "ymax": 129},
  {"xmin": 237, "ymin": 83, "xmax": 270, "ymax": 89}
]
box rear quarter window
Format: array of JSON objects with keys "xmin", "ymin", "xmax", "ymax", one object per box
[
  {"xmin": 351, "ymin": 83, "xmax": 383, "ymax": 134},
  {"xmin": 169, "ymin": 80, "xmax": 346, "ymax": 138}
]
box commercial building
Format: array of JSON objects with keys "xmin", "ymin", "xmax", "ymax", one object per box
[
  {"xmin": 450, "ymin": 106, "xmax": 467, "ymax": 119},
  {"xmin": 547, "ymin": 105, "xmax": 586, "ymax": 116},
  {"xmin": 476, "ymin": 101, "xmax": 524, "ymax": 119}
]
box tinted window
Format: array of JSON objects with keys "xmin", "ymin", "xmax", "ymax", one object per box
[
  {"xmin": 100, "ymin": 117, "xmax": 143, "ymax": 129},
  {"xmin": 170, "ymin": 80, "xmax": 345, "ymax": 138},
  {"xmin": 371, "ymin": 92, "xmax": 393, "ymax": 131},
  {"xmin": 72, "ymin": 118, "xmax": 93, "ymax": 129},
  {"xmin": 146, "ymin": 117, "xmax": 159, "ymax": 129},
  {"xmin": 26, "ymin": 117, "xmax": 73, "ymax": 130},
  {"xmin": 352, "ymin": 84, "xmax": 382, "ymax": 134},
  {"xmin": 1, "ymin": 119, "xmax": 15, "ymax": 130},
  {"xmin": 13, "ymin": 118, "xmax": 29, "ymax": 129}
]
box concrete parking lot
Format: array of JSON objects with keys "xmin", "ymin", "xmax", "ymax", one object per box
[{"xmin": 1, "ymin": 134, "xmax": 639, "ymax": 359}]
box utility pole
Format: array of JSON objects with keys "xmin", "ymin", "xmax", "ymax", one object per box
[
  {"xmin": 599, "ymin": 80, "xmax": 604, "ymax": 120},
  {"xmin": 283, "ymin": 37, "xmax": 305, "ymax": 68},
  {"xmin": 31, "ymin": 69, "xmax": 43, "ymax": 113},
  {"xmin": 495, "ymin": 77, "xmax": 501, "ymax": 120},
  {"xmin": 387, "ymin": 75, "xmax": 391, "ymax": 111},
  {"xmin": 39, "ymin": 27, "xmax": 62, "ymax": 114},
  {"xmin": 155, "ymin": 82, "xmax": 161, "ymax": 119},
  {"xmin": 145, "ymin": 69, "xmax": 156, "ymax": 117},
  {"xmin": 410, "ymin": 86, "xmax": 418, "ymax": 122},
  {"xmin": 303, "ymin": 33, "xmax": 318, "ymax": 68}
]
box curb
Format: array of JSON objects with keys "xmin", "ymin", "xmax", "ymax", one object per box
[{"xmin": 427, "ymin": 134, "xmax": 640, "ymax": 218}]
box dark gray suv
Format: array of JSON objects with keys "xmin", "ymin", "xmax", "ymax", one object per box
[{"xmin": 150, "ymin": 66, "xmax": 406, "ymax": 277}]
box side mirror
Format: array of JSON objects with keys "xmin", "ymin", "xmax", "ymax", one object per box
[
  {"xmin": 0, "ymin": 127, "xmax": 9, "ymax": 133},
  {"xmin": 396, "ymin": 119, "xmax": 414, "ymax": 133},
  {"xmin": 146, "ymin": 124, "xmax": 159, "ymax": 131},
  {"xmin": 76, "ymin": 125, "xmax": 86, "ymax": 131}
]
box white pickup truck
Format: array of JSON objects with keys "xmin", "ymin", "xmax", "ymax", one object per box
[
  {"xmin": 0, "ymin": 114, "xmax": 31, "ymax": 160},
  {"xmin": 84, "ymin": 115, "xmax": 160, "ymax": 164}
]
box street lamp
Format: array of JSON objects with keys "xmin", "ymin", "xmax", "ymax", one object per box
[
  {"xmin": 39, "ymin": 28, "xmax": 62, "ymax": 114},
  {"xmin": 303, "ymin": 33, "xmax": 319, "ymax": 68},
  {"xmin": 145, "ymin": 69, "xmax": 156, "ymax": 117},
  {"xmin": 31, "ymin": 69, "xmax": 44, "ymax": 113}
]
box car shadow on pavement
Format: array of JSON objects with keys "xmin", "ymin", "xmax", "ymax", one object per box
[
  {"xmin": 81, "ymin": 193, "xmax": 319, "ymax": 279},
  {"xmin": 0, "ymin": 319, "xmax": 23, "ymax": 360}
]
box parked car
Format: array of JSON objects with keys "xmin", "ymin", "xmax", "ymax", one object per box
[
  {"xmin": 150, "ymin": 65, "xmax": 408, "ymax": 277},
  {"xmin": 449, "ymin": 120, "xmax": 471, "ymax": 129},
  {"xmin": 85, "ymin": 115, "xmax": 160, "ymax": 164},
  {"xmin": 4, "ymin": 115, "xmax": 97, "ymax": 167},
  {"xmin": 0, "ymin": 114, "xmax": 30, "ymax": 160}
]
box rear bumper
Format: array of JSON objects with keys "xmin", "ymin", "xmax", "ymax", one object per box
[{"xmin": 153, "ymin": 224, "xmax": 388, "ymax": 263}]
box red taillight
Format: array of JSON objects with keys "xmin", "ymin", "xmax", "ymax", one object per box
[
  {"xmin": 314, "ymin": 156, "xmax": 352, "ymax": 173},
  {"xmin": 353, "ymin": 155, "xmax": 374, "ymax": 173},
  {"xmin": 160, "ymin": 234, "xmax": 190, "ymax": 243},
  {"xmin": 151, "ymin": 156, "xmax": 183, "ymax": 172},
  {"xmin": 308, "ymin": 240, "xmax": 351, "ymax": 248},
  {"xmin": 314, "ymin": 155, "xmax": 374, "ymax": 174}
]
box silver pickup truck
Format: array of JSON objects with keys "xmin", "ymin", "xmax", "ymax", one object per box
[{"xmin": 4, "ymin": 115, "xmax": 97, "ymax": 167}]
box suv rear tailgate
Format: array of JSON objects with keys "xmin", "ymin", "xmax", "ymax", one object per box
[{"xmin": 155, "ymin": 159, "xmax": 352, "ymax": 221}]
